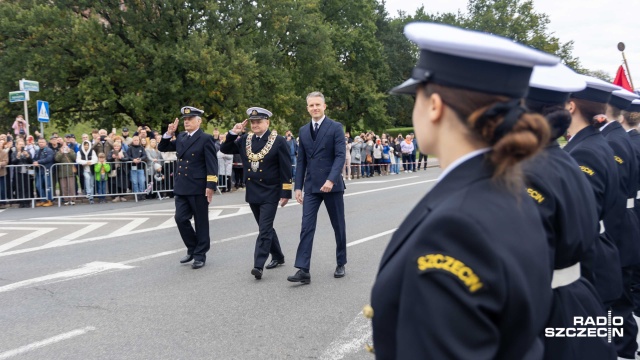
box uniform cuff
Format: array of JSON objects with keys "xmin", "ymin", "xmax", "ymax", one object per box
[{"xmin": 207, "ymin": 175, "xmax": 218, "ymax": 182}]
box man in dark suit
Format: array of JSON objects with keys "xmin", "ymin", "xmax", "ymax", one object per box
[
  {"xmin": 158, "ymin": 106, "xmax": 218, "ymax": 269},
  {"xmin": 288, "ymin": 91, "xmax": 347, "ymax": 284},
  {"xmin": 221, "ymin": 107, "xmax": 292, "ymax": 280}
]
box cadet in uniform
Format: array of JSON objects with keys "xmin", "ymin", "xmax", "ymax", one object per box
[
  {"xmin": 564, "ymin": 77, "xmax": 629, "ymax": 354},
  {"xmin": 523, "ymin": 64, "xmax": 616, "ymax": 359},
  {"xmin": 604, "ymin": 88, "xmax": 640, "ymax": 359},
  {"xmin": 220, "ymin": 107, "xmax": 292, "ymax": 279},
  {"xmin": 368, "ymin": 22, "xmax": 556, "ymax": 359},
  {"xmin": 158, "ymin": 106, "xmax": 218, "ymax": 269}
]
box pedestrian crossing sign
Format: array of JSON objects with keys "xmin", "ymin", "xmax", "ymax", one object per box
[{"xmin": 37, "ymin": 100, "xmax": 49, "ymax": 123}]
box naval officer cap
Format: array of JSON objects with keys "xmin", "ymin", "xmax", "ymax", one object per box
[
  {"xmin": 627, "ymin": 99, "xmax": 640, "ymax": 113},
  {"xmin": 570, "ymin": 76, "xmax": 620, "ymax": 104},
  {"xmin": 181, "ymin": 106, "xmax": 204, "ymax": 118},
  {"xmin": 391, "ymin": 22, "xmax": 559, "ymax": 97},
  {"xmin": 610, "ymin": 89, "xmax": 640, "ymax": 110},
  {"xmin": 527, "ymin": 63, "xmax": 586, "ymax": 105},
  {"xmin": 246, "ymin": 107, "xmax": 272, "ymax": 120}
]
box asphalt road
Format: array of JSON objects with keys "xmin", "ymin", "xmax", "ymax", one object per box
[{"xmin": 0, "ymin": 167, "xmax": 441, "ymax": 360}]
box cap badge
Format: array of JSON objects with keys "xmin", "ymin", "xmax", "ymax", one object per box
[
  {"xmin": 184, "ymin": 108, "xmax": 191, "ymax": 114},
  {"xmin": 251, "ymin": 110, "xmax": 258, "ymax": 116}
]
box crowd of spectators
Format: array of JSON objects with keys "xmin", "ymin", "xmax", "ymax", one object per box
[{"xmin": 0, "ymin": 115, "xmax": 431, "ymax": 209}]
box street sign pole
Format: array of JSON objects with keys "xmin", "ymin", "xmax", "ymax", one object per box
[{"xmin": 24, "ymin": 99, "xmax": 30, "ymax": 137}]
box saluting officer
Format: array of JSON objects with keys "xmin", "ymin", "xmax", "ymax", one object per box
[
  {"xmin": 368, "ymin": 22, "xmax": 556, "ymax": 359},
  {"xmin": 220, "ymin": 107, "xmax": 292, "ymax": 280},
  {"xmin": 158, "ymin": 106, "xmax": 218, "ymax": 270},
  {"xmin": 523, "ymin": 64, "xmax": 616, "ymax": 359}
]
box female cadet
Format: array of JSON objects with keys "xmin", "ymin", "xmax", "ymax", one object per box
[
  {"xmin": 523, "ymin": 64, "xmax": 616, "ymax": 359},
  {"xmin": 369, "ymin": 22, "xmax": 557, "ymax": 359},
  {"xmin": 563, "ymin": 77, "xmax": 635, "ymax": 359}
]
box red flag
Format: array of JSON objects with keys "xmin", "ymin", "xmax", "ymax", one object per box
[{"xmin": 614, "ymin": 65, "xmax": 633, "ymax": 91}]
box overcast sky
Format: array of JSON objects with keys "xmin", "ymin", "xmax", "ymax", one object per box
[{"xmin": 386, "ymin": 0, "xmax": 640, "ymax": 87}]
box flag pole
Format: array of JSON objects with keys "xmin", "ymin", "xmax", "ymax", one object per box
[{"xmin": 618, "ymin": 42, "xmax": 635, "ymax": 90}]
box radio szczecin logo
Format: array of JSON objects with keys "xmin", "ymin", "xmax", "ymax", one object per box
[{"xmin": 545, "ymin": 311, "xmax": 623, "ymax": 343}]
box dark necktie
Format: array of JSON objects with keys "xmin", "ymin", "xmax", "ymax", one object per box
[{"xmin": 314, "ymin": 122, "xmax": 319, "ymax": 134}]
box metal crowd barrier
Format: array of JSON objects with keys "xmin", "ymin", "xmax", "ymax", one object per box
[{"xmin": 0, "ymin": 164, "xmax": 48, "ymax": 208}]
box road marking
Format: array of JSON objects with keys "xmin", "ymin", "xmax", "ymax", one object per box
[
  {"xmin": 0, "ymin": 179, "xmax": 432, "ymax": 258},
  {"xmin": 345, "ymin": 179, "xmax": 437, "ymax": 197},
  {"xmin": 109, "ymin": 218, "xmax": 149, "ymax": 237},
  {"xmin": 319, "ymin": 311, "xmax": 372, "ymax": 360},
  {"xmin": 348, "ymin": 176, "xmax": 418, "ymax": 184},
  {"xmin": 0, "ymin": 262, "xmax": 134, "ymax": 294},
  {"xmin": 0, "ymin": 327, "xmax": 96, "ymax": 360},
  {"xmin": 0, "ymin": 228, "xmax": 57, "ymax": 253},
  {"xmin": 347, "ymin": 229, "xmax": 396, "ymax": 247}
]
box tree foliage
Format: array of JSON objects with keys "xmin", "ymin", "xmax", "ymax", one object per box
[{"xmin": 0, "ymin": 0, "xmax": 595, "ymax": 135}]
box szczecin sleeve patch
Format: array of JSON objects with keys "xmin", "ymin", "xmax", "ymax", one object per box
[
  {"xmin": 579, "ymin": 165, "xmax": 594, "ymax": 176},
  {"xmin": 207, "ymin": 175, "xmax": 218, "ymax": 182},
  {"xmin": 282, "ymin": 183, "xmax": 293, "ymax": 190},
  {"xmin": 417, "ymin": 254, "xmax": 484, "ymax": 293},
  {"xmin": 527, "ymin": 188, "xmax": 545, "ymax": 204}
]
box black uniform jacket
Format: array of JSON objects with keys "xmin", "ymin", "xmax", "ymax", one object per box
[
  {"xmin": 628, "ymin": 129, "xmax": 640, "ymax": 221},
  {"xmin": 158, "ymin": 129, "xmax": 218, "ymax": 195},
  {"xmin": 523, "ymin": 142, "xmax": 616, "ymax": 359},
  {"xmin": 220, "ymin": 129, "xmax": 292, "ymax": 204},
  {"xmin": 600, "ymin": 121, "xmax": 640, "ymax": 266},
  {"xmin": 564, "ymin": 125, "xmax": 623, "ymax": 302},
  {"xmin": 370, "ymin": 153, "xmax": 551, "ymax": 360},
  {"xmin": 523, "ymin": 142, "xmax": 598, "ymax": 272}
]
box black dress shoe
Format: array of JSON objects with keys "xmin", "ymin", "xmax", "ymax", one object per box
[
  {"xmin": 334, "ymin": 265, "xmax": 345, "ymax": 278},
  {"xmin": 192, "ymin": 260, "xmax": 205, "ymax": 269},
  {"xmin": 251, "ymin": 268, "xmax": 263, "ymax": 279},
  {"xmin": 287, "ymin": 269, "xmax": 311, "ymax": 284},
  {"xmin": 179, "ymin": 255, "xmax": 194, "ymax": 264},
  {"xmin": 265, "ymin": 258, "xmax": 285, "ymax": 269}
]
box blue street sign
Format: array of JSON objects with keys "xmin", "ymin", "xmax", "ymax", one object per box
[{"xmin": 37, "ymin": 100, "xmax": 50, "ymax": 123}]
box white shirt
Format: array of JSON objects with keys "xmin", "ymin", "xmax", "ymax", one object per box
[
  {"xmin": 437, "ymin": 148, "xmax": 491, "ymax": 183},
  {"xmin": 163, "ymin": 128, "xmax": 199, "ymax": 139},
  {"xmin": 311, "ymin": 116, "xmax": 326, "ymax": 129},
  {"xmin": 599, "ymin": 121, "xmax": 614, "ymax": 132}
]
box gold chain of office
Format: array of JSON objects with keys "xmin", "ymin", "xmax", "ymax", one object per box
[{"xmin": 245, "ymin": 131, "xmax": 278, "ymax": 162}]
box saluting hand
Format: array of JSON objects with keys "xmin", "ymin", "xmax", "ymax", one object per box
[
  {"xmin": 167, "ymin": 118, "xmax": 179, "ymax": 136},
  {"xmin": 231, "ymin": 119, "xmax": 248, "ymax": 134}
]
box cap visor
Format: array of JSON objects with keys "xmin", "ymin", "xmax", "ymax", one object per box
[
  {"xmin": 390, "ymin": 79, "xmax": 422, "ymax": 95},
  {"xmin": 181, "ymin": 114, "xmax": 197, "ymax": 119}
]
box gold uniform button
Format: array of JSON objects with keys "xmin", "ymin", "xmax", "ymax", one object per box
[
  {"xmin": 178, "ymin": 173, "xmax": 181, "ymax": 175},
  {"xmin": 192, "ymin": 153, "xmax": 195, "ymax": 156},
  {"xmin": 247, "ymin": 178, "xmax": 251, "ymax": 181},
  {"xmin": 260, "ymin": 170, "xmax": 263, "ymax": 172},
  {"xmin": 363, "ymin": 305, "xmax": 374, "ymax": 319},
  {"xmin": 365, "ymin": 344, "xmax": 374, "ymax": 353}
]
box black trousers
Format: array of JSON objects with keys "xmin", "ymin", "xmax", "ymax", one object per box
[
  {"xmin": 174, "ymin": 194, "xmax": 210, "ymax": 261},
  {"xmin": 250, "ymin": 202, "xmax": 284, "ymax": 269}
]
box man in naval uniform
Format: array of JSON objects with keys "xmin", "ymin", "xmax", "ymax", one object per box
[
  {"xmin": 158, "ymin": 106, "xmax": 218, "ymax": 269},
  {"xmin": 220, "ymin": 107, "xmax": 292, "ymax": 279}
]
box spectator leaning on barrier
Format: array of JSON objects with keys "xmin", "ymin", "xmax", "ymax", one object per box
[
  {"xmin": 11, "ymin": 138, "xmax": 33, "ymax": 208},
  {"xmin": 108, "ymin": 141, "xmax": 129, "ymax": 202},
  {"xmin": 0, "ymin": 139, "xmax": 8, "ymax": 204},
  {"xmin": 127, "ymin": 135, "xmax": 147, "ymax": 194},
  {"xmin": 350, "ymin": 136, "xmax": 363, "ymax": 179},
  {"xmin": 94, "ymin": 153, "xmax": 110, "ymax": 203},
  {"xmin": 145, "ymin": 138, "xmax": 164, "ymax": 198},
  {"xmin": 76, "ymin": 140, "xmax": 97, "ymax": 204},
  {"xmin": 32, "ymin": 138, "xmax": 54, "ymax": 207},
  {"xmin": 55, "ymin": 142, "xmax": 77, "ymax": 205}
]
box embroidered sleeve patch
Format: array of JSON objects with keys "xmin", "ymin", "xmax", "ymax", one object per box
[
  {"xmin": 282, "ymin": 183, "xmax": 293, "ymax": 190},
  {"xmin": 579, "ymin": 165, "xmax": 594, "ymax": 176},
  {"xmin": 207, "ymin": 175, "xmax": 218, "ymax": 182},
  {"xmin": 417, "ymin": 254, "xmax": 483, "ymax": 293},
  {"xmin": 527, "ymin": 188, "xmax": 545, "ymax": 204},
  {"xmin": 614, "ymin": 156, "xmax": 624, "ymax": 164}
]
